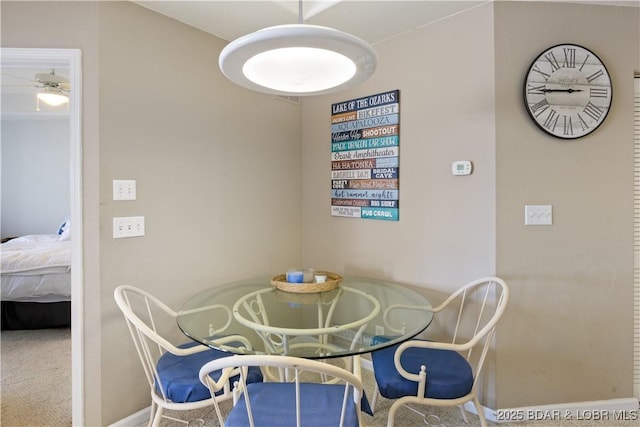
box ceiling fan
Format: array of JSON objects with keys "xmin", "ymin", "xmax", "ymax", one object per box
[
  {"xmin": 34, "ymin": 69, "xmax": 70, "ymax": 91},
  {"xmin": 3, "ymin": 69, "xmax": 70, "ymax": 109}
]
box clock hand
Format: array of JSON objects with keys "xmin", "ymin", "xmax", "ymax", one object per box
[{"xmin": 542, "ymin": 88, "xmax": 583, "ymax": 93}]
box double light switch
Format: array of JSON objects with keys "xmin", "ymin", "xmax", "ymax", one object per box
[{"xmin": 113, "ymin": 179, "xmax": 144, "ymax": 238}]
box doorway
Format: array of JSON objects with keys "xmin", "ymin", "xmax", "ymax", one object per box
[{"xmin": 1, "ymin": 47, "xmax": 83, "ymax": 424}]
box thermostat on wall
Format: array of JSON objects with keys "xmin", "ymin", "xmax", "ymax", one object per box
[{"xmin": 452, "ymin": 161, "xmax": 473, "ymax": 176}]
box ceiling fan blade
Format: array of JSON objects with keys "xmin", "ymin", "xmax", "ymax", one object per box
[
  {"xmin": 1, "ymin": 72, "xmax": 38, "ymax": 84},
  {"xmin": 35, "ymin": 71, "xmax": 69, "ymax": 86}
]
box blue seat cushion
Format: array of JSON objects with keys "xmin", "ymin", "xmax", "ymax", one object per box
[
  {"xmin": 156, "ymin": 342, "xmax": 263, "ymax": 403},
  {"xmin": 225, "ymin": 382, "xmax": 359, "ymax": 427},
  {"xmin": 370, "ymin": 335, "xmax": 395, "ymax": 346},
  {"xmin": 371, "ymin": 340, "xmax": 473, "ymax": 400}
]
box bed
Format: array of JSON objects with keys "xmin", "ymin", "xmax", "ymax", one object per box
[{"xmin": 1, "ymin": 233, "xmax": 71, "ymax": 329}]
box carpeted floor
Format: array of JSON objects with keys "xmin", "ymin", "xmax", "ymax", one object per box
[
  {"xmin": 1, "ymin": 327, "xmax": 72, "ymax": 426},
  {"xmin": 133, "ymin": 367, "xmax": 640, "ymax": 427},
  {"xmin": 2, "ymin": 329, "xmax": 638, "ymax": 427}
]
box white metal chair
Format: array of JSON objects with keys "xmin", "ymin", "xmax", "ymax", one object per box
[
  {"xmin": 199, "ymin": 354, "xmax": 365, "ymax": 427},
  {"xmin": 370, "ymin": 277, "xmax": 509, "ymax": 427},
  {"xmin": 114, "ymin": 285, "xmax": 262, "ymax": 427}
]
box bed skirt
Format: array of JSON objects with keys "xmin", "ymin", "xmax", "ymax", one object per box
[{"xmin": 1, "ymin": 301, "xmax": 71, "ymax": 330}]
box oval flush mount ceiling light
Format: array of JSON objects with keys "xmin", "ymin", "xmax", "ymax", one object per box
[{"xmin": 219, "ymin": 23, "xmax": 377, "ymax": 96}]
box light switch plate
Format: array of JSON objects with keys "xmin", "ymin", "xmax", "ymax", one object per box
[
  {"xmin": 525, "ymin": 205, "xmax": 552, "ymax": 225},
  {"xmin": 113, "ymin": 180, "xmax": 136, "ymax": 201},
  {"xmin": 113, "ymin": 216, "xmax": 145, "ymax": 238}
]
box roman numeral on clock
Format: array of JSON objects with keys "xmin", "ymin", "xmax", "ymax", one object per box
[
  {"xmin": 563, "ymin": 48, "xmax": 576, "ymax": 68},
  {"xmin": 543, "ymin": 109, "xmax": 559, "ymax": 131},
  {"xmin": 563, "ymin": 116, "xmax": 573, "ymax": 136},
  {"xmin": 583, "ymin": 101, "xmax": 604, "ymax": 121},
  {"xmin": 544, "ymin": 52, "xmax": 560, "ymax": 71},
  {"xmin": 590, "ymin": 87, "xmax": 609, "ymax": 98},
  {"xmin": 527, "ymin": 83, "xmax": 546, "ymax": 95},
  {"xmin": 531, "ymin": 64, "xmax": 550, "ymax": 81},
  {"xmin": 587, "ymin": 69, "xmax": 604, "ymax": 83},
  {"xmin": 531, "ymin": 99, "xmax": 550, "ymax": 117},
  {"xmin": 579, "ymin": 54, "xmax": 591, "ymax": 71},
  {"xmin": 577, "ymin": 112, "xmax": 590, "ymax": 131}
]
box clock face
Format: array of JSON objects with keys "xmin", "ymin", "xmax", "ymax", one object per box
[{"xmin": 524, "ymin": 44, "xmax": 612, "ymax": 139}]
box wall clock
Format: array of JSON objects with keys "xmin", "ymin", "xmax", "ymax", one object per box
[{"xmin": 524, "ymin": 43, "xmax": 612, "ymax": 139}]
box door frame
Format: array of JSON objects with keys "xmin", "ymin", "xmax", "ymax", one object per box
[
  {"xmin": 1, "ymin": 47, "xmax": 84, "ymax": 424},
  {"xmin": 634, "ymin": 75, "xmax": 640, "ymax": 400}
]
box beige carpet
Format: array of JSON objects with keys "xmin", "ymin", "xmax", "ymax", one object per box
[
  {"xmin": 1, "ymin": 327, "xmax": 72, "ymax": 426},
  {"xmin": 136, "ymin": 368, "xmax": 489, "ymax": 426},
  {"xmin": 2, "ymin": 329, "xmax": 638, "ymax": 427},
  {"xmin": 135, "ymin": 367, "xmax": 640, "ymax": 427}
]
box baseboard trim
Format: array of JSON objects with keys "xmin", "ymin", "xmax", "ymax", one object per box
[
  {"xmin": 463, "ymin": 397, "xmax": 639, "ymax": 424},
  {"xmin": 109, "ymin": 406, "xmax": 150, "ymax": 426}
]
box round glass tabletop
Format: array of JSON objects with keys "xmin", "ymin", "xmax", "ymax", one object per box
[{"xmin": 177, "ymin": 275, "xmax": 433, "ymax": 359}]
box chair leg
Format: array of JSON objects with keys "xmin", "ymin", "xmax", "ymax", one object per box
[
  {"xmin": 212, "ymin": 401, "xmax": 226, "ymax": 427},
  {"xmin": 473, "ymin": 397, "xmax": 488, "ymax": 427},
  {"xmin": 147, "ymin": 402, "xmax": 157, "ymax": 427},
  {"xmin": 387, "ymin": 399, "xmax": 408, "ymax": 427},
  {"xmin": 458, "ymin": 404, "xmax": 469, "ymax": 423},
  {"xmin": 151, "ymin": 405, "xmax": 163, "ymax": 427},
  {"xmin": 370, "ymin": 383, "xmax": 380, "ymax": 414}
]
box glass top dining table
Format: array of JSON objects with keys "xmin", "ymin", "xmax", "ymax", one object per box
[{"xmin": 177, "ymin": 275, "xmax": 433, "ymax": 359}]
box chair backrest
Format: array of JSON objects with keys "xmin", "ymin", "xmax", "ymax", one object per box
[
  {"xmin": 114, "ymin": 285, "xmax": 183, "ymax": 400},
  {"xmin": 199, "ymin": 354, "xmax": 364, "ymax": 427},
  {"xmin": 432, "ymin": 276, "xmax": 509, "ymax": 381}
]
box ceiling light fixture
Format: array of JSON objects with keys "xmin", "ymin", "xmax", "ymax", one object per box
[
  {"xmin": 218, "ymin": 0, "xmax": 377, "ymax": 96},
  {"xmin": 36, "ymin": 87, "xmax": 69, "ymax": 111}
]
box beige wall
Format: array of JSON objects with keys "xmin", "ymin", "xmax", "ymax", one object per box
[
  {"xmin": 3, "ymin": 1, "xmax": 302, "ymax": 424},
  {"xmin": 302, "ymin": 0, "xmax": 640, "ymax": 411},
  {"xmin": 494, "ymin": 1, "xmax": 639, "ymax": 408},
  {"xmin": 302, "ymin": 3, "xmax": 497, "ymax": 291},
  {"xmin": 97, "ymin": 3, "xmax": 302, "ymax": 423},
  {"xmin": 301, "ymin": 1, "xmax": 499, "ymax": 409}
]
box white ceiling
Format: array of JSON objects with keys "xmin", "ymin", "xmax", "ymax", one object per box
[
  {"xmin": 134, "ymin": 0, "xmax": 488, "ymax": 45},
  {"xmin": 2, "ymin": 0, "xmax": 637, "ymax": 116},
  {"xmin": 133, "ymin": 0, "xmax": 638, "ymax": 46}
]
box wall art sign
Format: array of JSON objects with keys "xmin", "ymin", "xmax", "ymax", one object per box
[{"xmin": 330, "ymin": 89, "xmax": 400, "ymax": 221}]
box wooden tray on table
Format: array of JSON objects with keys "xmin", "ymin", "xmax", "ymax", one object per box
[{"xmin": 270, "ymin": 272, "xmax": 343, "ymax": 294}]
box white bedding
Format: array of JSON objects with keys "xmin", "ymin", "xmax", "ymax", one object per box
[{"xmin": 1, "ymin": 235, "xmax": 71, "ymax": 302}]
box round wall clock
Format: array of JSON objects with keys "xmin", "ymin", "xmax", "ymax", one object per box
[{"xmin": 523, "ymin": 43, "xmax": 612, "ymax": 139}]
